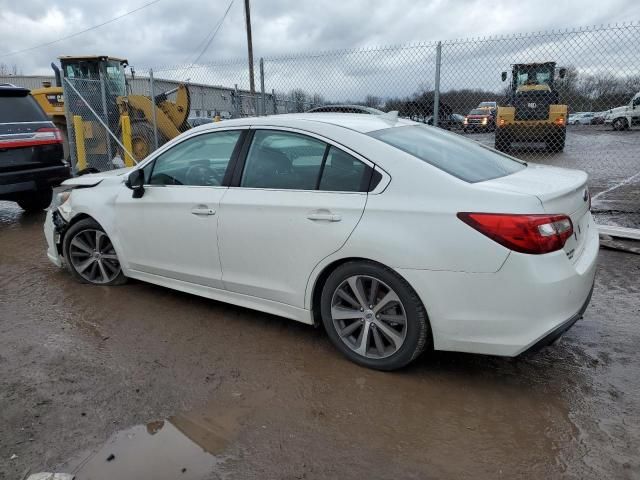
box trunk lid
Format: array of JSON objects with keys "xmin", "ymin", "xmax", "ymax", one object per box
[{"xmin": 480, "ymin": 163, "xmax": 591, "ymax": 262}]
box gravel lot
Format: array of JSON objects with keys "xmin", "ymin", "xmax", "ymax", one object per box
[{"xmin": 1, "ymin": 200, "xmax": 639, "ymax": 480}]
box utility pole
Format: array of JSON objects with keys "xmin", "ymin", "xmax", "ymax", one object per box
[{"xmin": 244, "ymin": 0, "xmax": 255, "ymax": 95}]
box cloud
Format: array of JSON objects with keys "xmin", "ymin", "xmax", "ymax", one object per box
[{"xmin": 1, "ymin": 0, "xmax": 639, "ymax": 101}]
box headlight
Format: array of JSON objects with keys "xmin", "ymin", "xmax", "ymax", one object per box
[
  {"xmin": 50, "ymin": 188, "xmax": 73, "ymax": 210},
  {"xmin": 482, "ymin": 117, "xmax": 488, "ymax": 125}
]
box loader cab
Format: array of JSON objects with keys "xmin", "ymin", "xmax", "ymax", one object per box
[
  {"xmin": 501, "ymin": 62, "xmax": 566, "ymax": 94},
  {"xmin": 59, "ymin": 56, "xmax": 128, "ymax": 97}
]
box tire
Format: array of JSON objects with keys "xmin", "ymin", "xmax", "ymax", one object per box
[
  {"xmin": 63, "ymin": 218, "xmax": 127, "ymax": 286},
  {"xmin": 320, "ymin": 261, "xmax": 429, "ymax": 371},
  {"xmin": 128, "ymin": 122, "xmax": 166, "ymax": 161},
  {"xmin": 547, "ymin": 128, "xmax": 566, "ymax": 153},
  {"xmin": 612, "ymin": 118, "xmax": 628, "ymax": 131},
  {"xmin": 494, "ymin": 129, "xmax": 510, "ymax": 152},
  {"xmin": 17, "ymin": 187, "xmax": 52, "ymax": 212}
]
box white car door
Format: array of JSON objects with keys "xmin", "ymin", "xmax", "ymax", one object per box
[
  {"xmin": 217, "ymin": 128, "xmax": 378, "ymax": 308},
  {"xmin": 114, "ymin": 129, "xmax": 245, "ymax": 288}
]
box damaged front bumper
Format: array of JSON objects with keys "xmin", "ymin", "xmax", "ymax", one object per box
[{"xmin": 44, "ymin": 209, "xmax": 69, "ymax": 267}]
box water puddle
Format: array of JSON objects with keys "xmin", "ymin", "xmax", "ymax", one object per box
[{"xmin": 65, "ymin": 389, "xmax": 274, "ymax": 479}]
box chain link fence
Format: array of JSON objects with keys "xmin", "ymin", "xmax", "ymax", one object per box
[{"xmin": 49, "ymin": 22, "xmax": 640, "ymax": 231}]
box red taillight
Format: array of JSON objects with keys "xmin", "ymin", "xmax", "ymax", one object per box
[
  {"xmin": 0, "ymin": 127, "xmax": 62, "ymax": 149},
  {"xmin": 457, "ymin": 212, "xmax": 573, "ymax": 254},
  {"xmin": 555, "ymin": 117, "xmax": 565, "ymax": 126}
]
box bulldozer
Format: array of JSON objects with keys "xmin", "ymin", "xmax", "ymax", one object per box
[
  {"xmin": 31, "ymin": 55, "xmax": 191, "ymax": 165},
  {"xmin": 494, "ymin": 62, "xmax": 568, "ymax": 153}
]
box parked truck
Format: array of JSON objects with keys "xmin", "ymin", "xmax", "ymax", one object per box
[{"xmin": 604, "ymin": 92, "xmax": 640, "ymax": 131}]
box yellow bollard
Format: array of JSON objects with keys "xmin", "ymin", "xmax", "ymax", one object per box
[
  {"xmin": 120, "ymin": 115, "xmax": 134, "ymax": 167},
  {"xmin": 73, "ymin": 115, "xmax": 87, "ymax": 171}
]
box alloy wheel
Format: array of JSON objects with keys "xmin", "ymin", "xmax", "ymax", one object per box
[
  {"xmin": 68, "ymin": 229, "xmax": 122, "ymax": 284},
  {"xmin": 330, "ymin": 275, "xmax": 408, "ymax": 359}
]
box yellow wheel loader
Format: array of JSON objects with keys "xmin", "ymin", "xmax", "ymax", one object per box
[
  {"xmin": 31, "ymin": 55, "xmax": 191, "ymax": 165},
  {"xmin": 495, "ymin": 62, "xmax": 568, "ymax": 153}
]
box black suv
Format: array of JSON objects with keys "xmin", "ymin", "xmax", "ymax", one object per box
[{"xmin": 1, "ymin": 84, "xmax": 70, "ymax": 211}]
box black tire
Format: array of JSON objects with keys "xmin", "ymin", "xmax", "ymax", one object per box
[
  {"xmin": 63, "ymin": 218, "xmax": 127, "ymax": 286},
  {"xmin": 494, "ymin": 129, "xmax": 510, "ymax": 152},
  {"xmin": 320, "ymin": 261, "xmax": 429, "ymax": 371},
  {"xmin": 547, "ymin": 128, "xmax": 566, "ymax": 153},
  {"xmin": 17, "ymin": 187, "xmax": 52, "ymax": 212},
  {"xmin": 612, "ymin": 118, "xmax": 628, "ymax": 131}
]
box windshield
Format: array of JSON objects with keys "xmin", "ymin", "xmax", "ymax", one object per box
[
  {"xmin": 368, "ymin": 125, "xmax": 525, "ymax": 183},
  {"xmin": 469, "ymin": 109, "xmax": 489, "ymax": 115},
  {"xmin": 515, "ymin": 66, "xmax": 553, "ymax": 87}
]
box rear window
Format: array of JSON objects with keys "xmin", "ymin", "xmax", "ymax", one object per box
[
  {"xmin": 368, "ymin": 125, "xmax": 526, "ymax": 183},
  {"xmin": 0, "ymin": 93, "xmax": 47, "ymax": 123}
]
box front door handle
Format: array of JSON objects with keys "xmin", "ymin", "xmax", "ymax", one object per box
[
  {"xmin": 191, "ymin": 206, "xmax": 216, "ymax": 216},
  {"xmin": 307, "ymin": 211, "xmax": 341, "ymax": 222}
]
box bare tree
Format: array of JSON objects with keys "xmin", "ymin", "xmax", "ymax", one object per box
[{"xmin": 289, "ymin": 89, "xmax": 308, "ymax": 113}]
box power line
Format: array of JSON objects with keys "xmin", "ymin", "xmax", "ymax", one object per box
[
  {"xmin": 180, "ymin": 0, "xmax": 234, "ymax": 80},
  {"xmin": 0, "ymin": 0, "xmax": 163, "ymax": 59}
]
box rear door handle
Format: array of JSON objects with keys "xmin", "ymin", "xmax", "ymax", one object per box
[
  {"xmin": 307, "ymin": 211, "xmax": 341, "ymax": 222},
  {"xmin": 191, "ymin": 206, "xmax": 216, "ymax": 216}
]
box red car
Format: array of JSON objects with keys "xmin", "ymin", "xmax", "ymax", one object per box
[{"xmin": 463, "ymin": 108, "xmax": 496, "ymax": 132}]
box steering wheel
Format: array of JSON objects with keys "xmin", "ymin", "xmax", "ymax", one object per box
[{"xmin": 184, "ymin": 164, "xmax": 219, "ymax": 186}]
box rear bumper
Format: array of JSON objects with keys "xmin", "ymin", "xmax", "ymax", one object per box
[
  {"xmin": 397, "ymin": 214, "xmax": 599, "ymax": 357},
  {"xmin": 0, "ymin": 165, "xmax": 71, "ymax": 199},
  {"xmin": 497, "ymin": 123, "xmax": 564, "ymax": 140}
]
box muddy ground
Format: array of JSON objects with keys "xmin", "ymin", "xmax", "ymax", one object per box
[{"xmin": 1, "ymin": 202, "xmax": 639, "ymax": 480}]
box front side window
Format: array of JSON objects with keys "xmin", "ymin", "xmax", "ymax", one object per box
[
  {"xmin": 369, "ymin": 125, "xmax": 525, "ymax": 183},
  {"xmin": 149, "ymin": 130, "xmax": 241, "ymax": 186},
  {"xmin": 241, "ymin": 130, "xmax": 327, "ymax": 190}
]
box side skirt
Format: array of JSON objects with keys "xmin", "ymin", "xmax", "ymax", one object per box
[{"xmin": 127, "ymin": 269, "xmax": 314, "ymax": 325}]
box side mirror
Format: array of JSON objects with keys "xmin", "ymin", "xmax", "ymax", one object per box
[
  {"xmin": 559, "ymin": 68, "xmax": 567, "ymax": 79},
  {"xmin": 501, "ymin": 72, "xmax": 507, "ymax": 82},
  {"xmin": 125, "ymin": 169, "xmax": 145, "ymax": 198}
]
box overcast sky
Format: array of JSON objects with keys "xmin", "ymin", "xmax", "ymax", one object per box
[
  {"xmin": 1, "ymin": 0, "xmax": 638, "ymax": 73},
  {"xmin": 1, "ymin": 0, "xmax": 638, "ymax": 101}
]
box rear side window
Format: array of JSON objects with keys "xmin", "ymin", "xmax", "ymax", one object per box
[
  {"xmin": 368, "ymin": 125, "xmax": 525, "ymax": 183},
  {"xmin": 319, "ymin": 147, "xmax": 370, "ymax": 192},
  {"xmin": 240, "ymin": 130, "xmax": 376, "ymax": 192},
  {"xmin": 0, "ymin": 93, "xmax": 47, "ymax": 122}
]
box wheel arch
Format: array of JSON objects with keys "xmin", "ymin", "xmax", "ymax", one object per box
[{"xmin": 308, "ymin": 257, "xmax": 432, "ymax": 334}]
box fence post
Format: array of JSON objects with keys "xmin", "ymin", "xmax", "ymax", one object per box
[
  {"xmin": 234, "ymin": 84, "xmax": 240, "ymax": 117},
  {"xmin": 149, "ymin": 68, "xmax": 159, "ymax": 150},
  {"xmin": 259, "ymin": 58, "xmax": 266, "ymax": 116},
  {"xmin": 121, "ymin": 115, "xmax": 135, "ymax": 167},
  {"xmin": 73, "ymin": 115, "xmax": 87, "ymax": 171},
  {"xmin": 433, "ymin": 40, "xmax": 442, "ymax": 128},
  {"xmin": 272, "ymin": 88, "xmax": 276, "ymax": 114},
  {"xmin": 99, "ymin": 69, "xmax": 113, "ymax": 162}
]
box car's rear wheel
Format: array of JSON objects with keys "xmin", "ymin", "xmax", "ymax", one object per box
[
  {"xmin": 320, "ymin": 261, "xmax": 429, "ymax": 370},
  {"xmin": 612, "ymin": 118, "xmax": 628, "ymax": 131},
  {"xmin": 17, "ymin": 187, "xmax": 52, "ymax": 212},
  {"xmin": 63, "ymin": 218, "xmax": 127, "ymax": 285}
]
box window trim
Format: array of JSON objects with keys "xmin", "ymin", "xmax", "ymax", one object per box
[
  {"xmin": 229, "ymin": 126, "xmax": 389, "ymax": 194},
  {"xmin": 133, "ymin": 127, "xmax": 248, "ymax": 188}
]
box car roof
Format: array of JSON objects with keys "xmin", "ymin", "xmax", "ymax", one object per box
[
  {"xmin": 0, "ymin": 84, "xmax": 30, "ymax": 96},
  {"xmin": 194, "ymin": 113, "xmax": 416, "ymax": 134}
]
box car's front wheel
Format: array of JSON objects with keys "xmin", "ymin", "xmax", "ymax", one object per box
[
  {"xmin": 320, "ymin": 261, "xmax": 429, "ymax": 370},
  {"xmin": 63, "ymin": 218, "xmax": 127, "ymax": 285}
]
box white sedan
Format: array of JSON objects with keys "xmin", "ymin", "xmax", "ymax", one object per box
[{"xmin": 45, "ymin": 113, "xmax": 598, "ymax": 370}]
